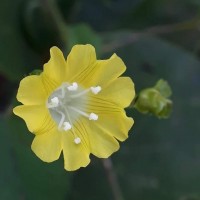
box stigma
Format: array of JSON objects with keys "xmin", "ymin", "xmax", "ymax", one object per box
[{"xmin": 47, "ymin": 82, "xmax": 101, "ymax": 144}]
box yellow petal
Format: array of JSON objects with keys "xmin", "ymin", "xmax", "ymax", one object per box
[
  {"xmin": 80, "ymin": 118, "xmax": 120, "ymax": 158},
  {"xmin": 60, "ymin": 45, "xmax": 126, "ymax": 90},
  {"xmin": 96, "ymin": 112, "xmax": 134, "ymax": 142},
  {"xmin": 98, "ymin": 77, "xmax": 135, "ymax": 108},
  {"xmin": 66, "ymin": 44, "xmax": 96, "ymax": 81},
  {"xmin": 43, "ymin": 46, "xmax": 66, "ymax": 84},
  {"xmin": 82, "ymin": 54, "xmax": 126, "ymax": 88},
  {"xmin": 86, "ymin": 97, "xmax": 134, "ymax": 141},
  {"xmin": 31, "ymin": 128, "xmax": 62, "ymax": 162},
  {"xmin": 13, "ymin": 105, "xmax": 55, "ymax": 134},
  {"xmin": 62, "ymin": 130, "xmax": 90, "ymax": 171},
  {"xmin": 16, "ymin": 75, "xmax": 47, "ymax": 105}
]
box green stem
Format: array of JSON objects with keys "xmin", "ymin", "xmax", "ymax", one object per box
[
  {"xmin": 102, "ymin": 17, "xmax": 200, "ymax": 53},
  {"xmin": 102, "ymin": 158, "xmax": 125, "ymax": 200}
]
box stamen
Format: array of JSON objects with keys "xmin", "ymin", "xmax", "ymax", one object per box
[
  {"xmin": 47, "ymin": 96, "xmax": 60, "ymax": 108},
  {"xmin": 70, "ymin": 89, "xmax": 90, "ymax": 98},
  {"xmin": 74, "ymin": 137, "xmax": 81, "ymax": 144},
  {"xmin": 51, "ymin": 97, "xmax": 59, "ymax": 106},
  {"xmin": 57, "ymin": 110, "xmax": 66, "ymax": 130},
  {"xmin": 69, "ymin": 106, "xmax": 98, "ymax": 121},
  {"xmin": 89, "ymin": 113, "xmax": 98, "ymax": 120},
  {"xmin": 91, "ymin": 86, "xmax": 101, "ymax": 94},
  {"xmin": 69, "ymin": 106, "xmax": 89, "ymax": 118},
  {"xmin": 63, "ymin": 121, "xmax": 72, "ymax": 131},
  {"xmin": 67, "ymin": 82, "xmax": 78, "ymax": 91},
  {"xmin": 59, "ymin": 83, "xmax": 68, "ymax": 98}
]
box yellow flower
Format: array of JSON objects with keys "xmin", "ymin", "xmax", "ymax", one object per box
[{"xmin": 13, "ymin": 44, "xmax": 135, "ymax": 171}]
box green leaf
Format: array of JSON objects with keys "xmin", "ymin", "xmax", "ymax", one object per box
[
  {"xmin": 0, "ymin": 117, "xmax": 22, "ymax": 199},
  {"xmin": 22, "ymin": 0, "xmax": 61, "ymax": 53},
  {"xmin": 67, "ymin": 24, "xmax": 102, "ymax": 56},
  {"xmin": 0, "ymin": 0, "xmax": 40, "ymax": 81}
]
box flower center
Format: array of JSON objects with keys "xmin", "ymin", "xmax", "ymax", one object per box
[{"xmin": 46, "ymin": 82, "xmax": 101, "ymax": 144}]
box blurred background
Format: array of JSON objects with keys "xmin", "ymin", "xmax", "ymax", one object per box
[{"xmin": 0, "ymin": 0, "xmax": 200, "ymax": 199}]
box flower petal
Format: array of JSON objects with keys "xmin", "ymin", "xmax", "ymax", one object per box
[
  {"xmin": 13, "ymin": 105, "xmax": 55, "ymax": 134},
  {"xmin": 86, "ymin": 98, "xmax": 134, "ymax": 141},
  {"xmin": 16, "ymin": 75, "xmax": 47, "ymax": 105},
  {"xmin": 98, "ymin": 77, "xmax": 135, "ymax": 108},
  {"xmin": 82, "ymin": 118, "xmax": 120, "ymax": 158},
  {"xmin": 82, "ymin": 53, "xmax": 126, "ymax": 88},
  {"xmin": 96, "ymin": 112, "xmax": 134, "ymax": 142},
  {"xmin": 43, "ymin": 46, "xmax": 66, "ymax": 84},
  {"xmin": 66, "ymin": 44, "xmax": 96, "ymax": 81},
  {"xmin": 65, "ymin": 45, "xmax": 126, "ymax": 89},
  {"xmin": 62, "ymin": 130, "xmax": 90, "ymax": 171},
  {"xmin": 31, "ymin": 128, "xmax": 62, "ymax": 162}
]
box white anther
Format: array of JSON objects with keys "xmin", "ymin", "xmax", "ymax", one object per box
[
  {"xmin": 74, "ymin": 137, "xmax": 81, "ymax": 144},
  {"xmin": 89, "ymin": 113, "xmax": 98, "ymax": 120},
  {"xmin": 67, "ymin": 82, "xmax": 78, "ymax": 91},
  {"xmin": 91, "ymin": 86, "xmax": 101, "ymax": 94},
  {"xmin": 63, "ymin": 121, "xmax": 72, "ymax": 131},
  {"xmin": 51, "ymin": 97, "xmax": 59, "ymax": 106}
]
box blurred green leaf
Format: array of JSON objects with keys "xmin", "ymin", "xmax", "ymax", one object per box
[
  {"xmin": 67, "ymin": 23, "xmax": 102, "ymax": 55},
  {"xmin": 0, "ymin": 117, "xmax": 22, "ymax": 199},
  {"xmin": 0, "ymin": 0, "xmax": 40, "ymax": 81},
  {"xmin": 22, "ymin": 0, "xmax": 62, "ymax": 52}
]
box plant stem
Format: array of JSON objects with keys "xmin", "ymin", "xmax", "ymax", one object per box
[
  {"xmin": 102, "ymin": 17, "xmax": 200, "ymax": 53},
  {"xmin": 102, "ymin": 158, "xmax": 125, "ymax": 200}
]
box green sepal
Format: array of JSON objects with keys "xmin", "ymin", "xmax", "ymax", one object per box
[
  {"xmin": 154, "ymin": 79, "xmax": 172, "ymax": 98},
  {"xmin": 29, "ymin": 69, "xmax": 42, "ymax": 75}
]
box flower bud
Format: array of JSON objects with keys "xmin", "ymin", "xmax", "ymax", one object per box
[{"xmin": 134, "ymin": 79, "xmax": 172, "ymax": 118}]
